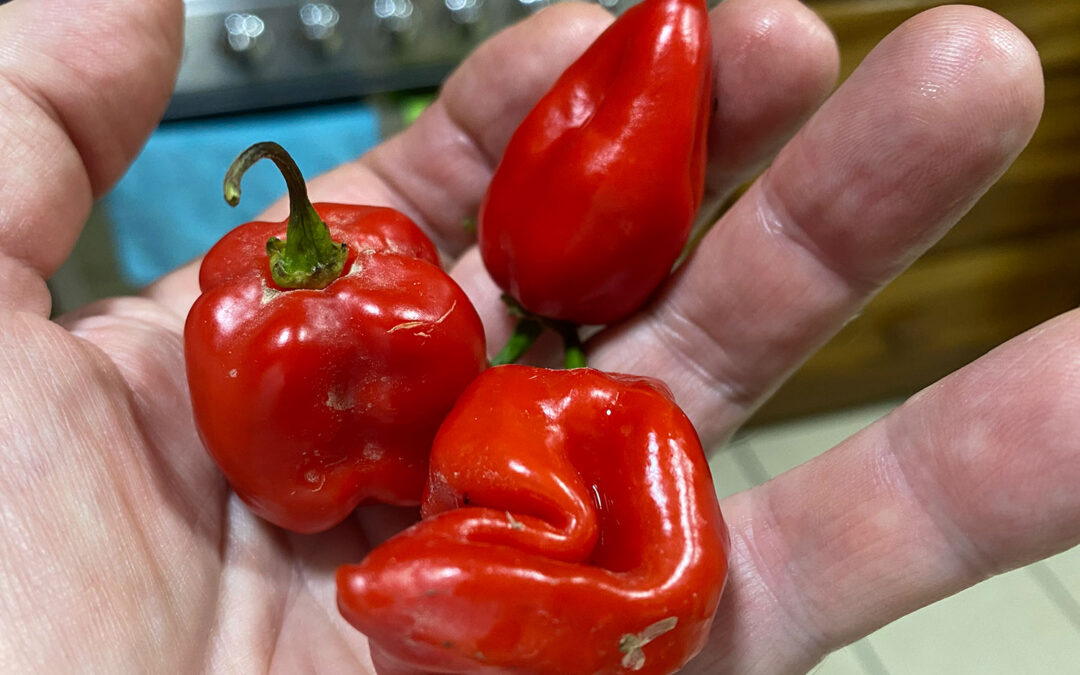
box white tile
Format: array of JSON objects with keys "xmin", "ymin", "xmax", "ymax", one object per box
[{"xmin": 866, "ymin": 565, "xmax": 1080, "ymax": 673}]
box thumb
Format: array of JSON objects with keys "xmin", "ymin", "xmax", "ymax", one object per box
[{"xmin": 0, "ymin": 0, "xmax": 183, "ymax": 315}]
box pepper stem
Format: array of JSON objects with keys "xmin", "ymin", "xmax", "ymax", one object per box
[
  {"xmin": 489, "ymin": 295, "xmax": 588, "ymax": 368},
  {"xmin": 224, "ymin": 141, "xmax": 348, "ymax": 290},
  {"xmin": 559, "ymin": 325, "xmax": 587, "ymax": 369},
  {"xmin": 490, "ymin": 318, "xmax": 544, "ymax": 366}
]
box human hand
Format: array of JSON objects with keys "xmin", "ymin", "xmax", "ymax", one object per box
[{"xmin": 1, "ymin": 0, "xmax": 1068, "ymax": 673}]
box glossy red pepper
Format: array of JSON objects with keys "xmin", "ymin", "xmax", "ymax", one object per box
[
  {"xmin": 479, "ymin": 0, "xmax": 713, "ymax": 327},
  {"xmin": 338, "ymin": 365, "xmax": 729, "ymax": 674},
  {"xmin": 184, "ymin": 142, "xmax": 487, "ymax": 533}
]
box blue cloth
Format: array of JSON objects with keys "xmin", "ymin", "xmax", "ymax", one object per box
[{"xmin": 105, "ymin": 101, "xmax": 381, "ymax": 285}]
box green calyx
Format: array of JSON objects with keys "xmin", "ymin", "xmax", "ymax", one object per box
[
  {"xmin": 224, "ymin": 141, "xmax": 348, "ymax": 290},
  {"xmin": 489, "ymin": 295, "xmax": 587, "ymax": 369}
]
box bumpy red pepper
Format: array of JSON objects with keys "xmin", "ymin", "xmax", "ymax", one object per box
[
  {"xmin": 184, "ymin": 142, "xmax": 487, "ymax": 533},
  {"xmin": 338, "ymin": 365, "xmax": 729, "ymax": 674},
  {"xmin": 479, "ymin": 0, "xmax": 713, "ymax": 327}
]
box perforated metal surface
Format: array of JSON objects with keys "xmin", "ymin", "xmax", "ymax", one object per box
[{"xmin": 169, "ymin": 0, "xmax": 643, "ymax": 119}]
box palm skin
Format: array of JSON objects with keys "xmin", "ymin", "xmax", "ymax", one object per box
[{"xmin": 2, "ymin": 1, "xmax": 1075, "ymax": 674}]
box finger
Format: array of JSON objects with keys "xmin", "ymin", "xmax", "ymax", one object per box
[
  {"xmin": 589, "ymin": 5, "xmax": 1044, "ymax": 444},
  {"xmin": 143, "ymin": 2, "xmax": 614, "ymax": 319},
  {"xmin": 452, "ymin": 0, "xmax": 842, "ymax": 357},
  {"xmin": 0, "ymin": 0, "xmax": 183, "ymax": 315},
  {"xmin": 298, "ymin": 2, "xmax": 613, "ymax": 256},
  {"xmin": 690, "ymin": 308, "xmax": 1080, "ymax": 673},
  {"xmin": 359, "ymin": 0, "xmax": 838, "ymax": 255},
  {"xmin": 299, "ymin": 0, "xmax": 838, "ymax": 251},
  {"xmin": 704, "ymin": 0, "xmax": 839, "ymax": 194}
]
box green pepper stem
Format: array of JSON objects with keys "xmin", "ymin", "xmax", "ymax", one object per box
[
  {"xmin": 490, "ymin": 318, "xmax": 544, "ymax": 366},
  {"xmin": 488, "ymin": 295, "xmax": 588, "ymax": 369},
  {"xmin": 559, "ymin": 325, "xmax": 587, "ymax": 369},
  {"xmin": 224, "ymin": 141, "xmax": 348, "ymax": 290}
]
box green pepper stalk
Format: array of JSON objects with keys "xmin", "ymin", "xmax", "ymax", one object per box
[{"xmin": 224, "ymin": 141, "xmax": 348, "ymax": 290}]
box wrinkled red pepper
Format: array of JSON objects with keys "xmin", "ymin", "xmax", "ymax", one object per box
[
  {"xmin": 184, "ymin": 142, "xmax": 487, "ymax": 533},
  {"xmin": 338, "ymin": 365, "xmax": 729, "ymax": 674},
  {"xmin": 479, "ymin": 0, "xmax": 713, "ymax": 327}
]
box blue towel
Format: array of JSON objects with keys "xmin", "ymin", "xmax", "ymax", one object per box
[{"xmin": 105, "ymin": 101, "xmax": 381, "ymax": 285}]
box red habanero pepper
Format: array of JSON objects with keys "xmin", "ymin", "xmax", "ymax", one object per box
[
  {"xmin": 184, "ymin": 142, "xmax": 487, "ymax": 533},
  {"xmin": 338, "ymin": 365, "xmax": 729, "ymax": 675},
  {"xmin": 479, "ymin": 0, "xmax": 713, "ymax": 328}
]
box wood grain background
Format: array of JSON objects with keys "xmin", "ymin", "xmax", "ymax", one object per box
[{"xmin": 751, "ymin": 0, "xmax": 1080, "ymax": 424}]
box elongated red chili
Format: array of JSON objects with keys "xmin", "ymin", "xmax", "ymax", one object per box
[
  {"xmin": 479, "ymin": 0, "xmax": 713, "ymax": 329},
  {"xmin": 184, "ymin": 142, "xmax": 487, "ymax": 533},
  {"xmin": 338, "ymin": 365, "xmax": 729, "ymax": 674}
]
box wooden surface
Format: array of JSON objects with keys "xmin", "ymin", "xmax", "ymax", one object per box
[{"xmin": 750, "ymin": 0, "xmax": 1080, "ymax": 424}]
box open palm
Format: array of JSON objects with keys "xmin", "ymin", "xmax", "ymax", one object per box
[{"xmin": 2, "ymin": 1, "xmax": 1074, "ymax": 674}]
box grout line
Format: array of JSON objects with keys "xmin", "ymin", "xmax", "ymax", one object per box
[
  {"xmin": 849, "ymin": 640, "xmax": 891, "ymax": 675},
  {"xmin": 728, "ymin": 439, "xmax": 773, "ymax": 485},
  {"xmin": 1027, "ymin": 562, "xmax": 1080, "ymax": 632}
]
